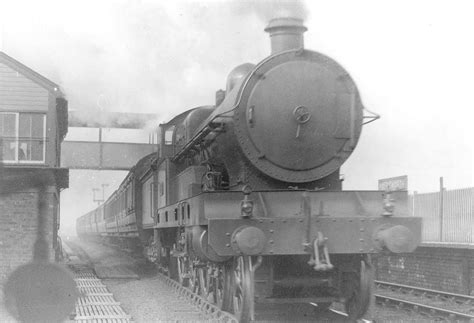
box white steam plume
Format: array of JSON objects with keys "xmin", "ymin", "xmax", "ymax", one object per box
[{"xmin": 233, "ymin": 0, "xmax": 309, "ymax": 22}]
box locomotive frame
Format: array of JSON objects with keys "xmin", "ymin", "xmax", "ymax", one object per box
[{"xmin": 77, "ymin": 17, "xmax": 422, "ymax": 322}]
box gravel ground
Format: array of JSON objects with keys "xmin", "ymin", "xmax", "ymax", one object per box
[
  {"xmin": 0, "ymin": 291, "xmax": 17, "ymax": 323},
  {"xmin": 331, "ymin": 295, "xmax": 442, "ymax": 322},
  {"xmin": 106, "ymin": 277, "xmax": 211, "ymax": 322},
  {"xmin": 70, "ymin": 238, "xmax": 214, "ymax": 322}
]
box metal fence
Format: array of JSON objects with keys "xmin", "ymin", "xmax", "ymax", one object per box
[{"xmin": 409, "ymin": 187, "xmax": 474, "ymax": 244}]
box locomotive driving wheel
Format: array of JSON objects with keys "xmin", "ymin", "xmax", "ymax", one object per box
[
  {"xmin": 213, "ymin": 262, "xmax": 233, "ymax": 310},
  {"xmin": 196, "ymin": 265, "xmax": 209, "ymax": 298},
  {"xmin": 176, "ymin": 255, "xmax": 186, "ymax": 285},
  {"xmin": 219, "ymin": 260, "xmax": 234, "ymax": 311},
  {"xmin": 170, "ymin": 254, "xmax": 196, "ymax": 291},
  {"xmin": 197, "ymin": 263, "xmax": 218, "ymax": 303},
  {"xmin": 193, "ymin": 262, "xmax": 233, "ymax": 310},
  {"xmin": 344, "ymin": 258, "xmax": 373, "ymax": 320},
  {"xmin": 189, "ymin": 259, "xmax": 198, "ymax": 292},
  {"xmin": 231, "ymin": 256, "xmax": 254, "ymax": 322}
]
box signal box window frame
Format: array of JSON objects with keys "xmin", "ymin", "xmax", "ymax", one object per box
[{"xmin": 0, "ymin": 112, "xmax": 47, "ymax": 164}]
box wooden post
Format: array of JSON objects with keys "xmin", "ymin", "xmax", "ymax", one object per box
[
  {"xmin": 98, "ymin": 126, "xmax": 103, "ymax": 169},
  {"xmin": 413, "ymin": 191, "xmax": 417, "ymax": 217},
  {"xmin": 461, "ymin": 254, "xmax": 470, "ymax": 295},
  {"xmin": 439, "ymin": 177, "xmax": 444, "ymax": 242}
]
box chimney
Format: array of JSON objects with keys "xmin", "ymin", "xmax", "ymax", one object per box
[{"xmin": 264, "ymin": 17, "xmax": 307, "ymax": 54}]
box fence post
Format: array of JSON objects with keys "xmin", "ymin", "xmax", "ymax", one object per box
[
  {"xmin": 412, "ymin": 191, "xmax": 417, "ymax": 217},
  {"xmin": 439, "ymin": 177, "xmax": 444, "ymax": 242}
]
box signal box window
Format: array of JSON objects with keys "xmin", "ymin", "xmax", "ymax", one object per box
[{"xmin": 0, "ymin": 112, "xmax": 46, "ymax": 163}]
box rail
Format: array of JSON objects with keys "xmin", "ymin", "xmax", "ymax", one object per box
[
  {"xmin": 375, "ymin": 294, "xmax": 474, "ymax": 321},
  {"xmin": 375, "ymin": 280, "xmax": 474, "ymax": 321},
  {"xmin": 375, "ymin": 280, "xmax": 474, "ymax": 305},
  {"xmin": 157, "ymin": 272, "xmax": 239, "ymax": 323}
]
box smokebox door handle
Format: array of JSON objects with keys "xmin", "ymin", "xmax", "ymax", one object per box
[{"xmin": 248, "ymin": 105, "xmax": 255, "ymax": 127}]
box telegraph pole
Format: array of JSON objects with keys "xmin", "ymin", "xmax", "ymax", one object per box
[
  {"xmin": 92, "ymin": 184, "xmax": 109, "ymax": 206},
  {"xmin": 439, "ymin": 177, "xmax": 444, "ymax": 242}
]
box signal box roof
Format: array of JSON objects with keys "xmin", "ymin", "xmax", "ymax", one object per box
[{"xmin": 0, "ymin": 51, "xmax": 63, "ymax": 96}]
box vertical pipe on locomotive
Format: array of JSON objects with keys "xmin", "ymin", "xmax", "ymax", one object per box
[{"xmin": 264, "ymin": 17, "xmax": 307, "ymax": 54}]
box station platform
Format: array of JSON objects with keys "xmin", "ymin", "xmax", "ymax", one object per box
[{"xmin": 420, "ymin": 242, "xmax": 474, "ymax": 249}]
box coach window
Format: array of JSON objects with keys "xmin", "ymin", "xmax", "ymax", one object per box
[
  {"xmin": 126, "ymin": 184, "xmax": 133, "ymax": 211},
  {"xmin": 124, "ymin": 187, "xmax": 128, "ymax": 211},
  {"xmin": 0, "ymin": 112, "xmax": 46, "ymax": 163},
  {"xmin": 150, "ymin": 182, "xmax": 155, "ymax": 219}
]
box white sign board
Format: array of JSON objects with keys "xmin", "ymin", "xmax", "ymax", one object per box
[{"xmin": 378, "ymin": 175, "xmax": 408, "ymax": 191}]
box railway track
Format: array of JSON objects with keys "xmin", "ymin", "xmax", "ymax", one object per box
[
  {"xmin": 376, "ymin": 280, "xmax": 474, "ymax": 305},
  {"xmin": 66, "ymin": 238, "xmax": 356, "ymax": 322},
  {"xmin": 64, "ymin": 238, "xmax": 239, "ymax": 322},
  {"xmin": 68, "ymin": 264, "xmax": 133, "ymax": 323},
  {"xmin": 63, "ymin": 241, "xmax": 133, "ymax": 323},
  {"xmin": 157, "ymin": 271, "xmax": 238, "ymax": 322},
  {"xmin": 375, "ymin": 280, "xmax": 474, "ymax": 322},
  {"xmin": 63, "ymin": 238, "xmax": 474, "ymax": 323}
]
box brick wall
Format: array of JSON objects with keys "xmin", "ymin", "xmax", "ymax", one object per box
[
  {"xmin": 0, "ymin": 190, "xmax": 56, "ymax": 285},
  {"xmin": 375, "ymin": 246, "xmax": 473, "ymax": 295}
]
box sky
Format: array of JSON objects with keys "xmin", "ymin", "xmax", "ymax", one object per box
[{"xmin": 1, "ymin": 0, "xmax": 473, "ymax": 235}]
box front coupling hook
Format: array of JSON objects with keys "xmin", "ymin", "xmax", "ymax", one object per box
[{"xmin": 308, "ymin": 232, "xmax": 334, "ymax": 271}]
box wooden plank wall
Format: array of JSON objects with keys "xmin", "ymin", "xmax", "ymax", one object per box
[
  {"xmin": 409, "ymin": 187, "xmax": 474, "ymax": 244},
  {"xmin": 0, "ymin": 62, "xmax": 48, "ymax": 111}
]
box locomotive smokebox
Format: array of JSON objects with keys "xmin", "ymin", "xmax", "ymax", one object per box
[{"xmin": 265, "ymin": 17, "xmax": 307, "ymax": 54}]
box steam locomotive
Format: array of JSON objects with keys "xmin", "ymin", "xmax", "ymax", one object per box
[{"xmin": 77, "ymin": 18, "xmax": 421, "ymax": 321}]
